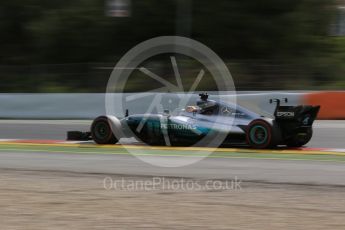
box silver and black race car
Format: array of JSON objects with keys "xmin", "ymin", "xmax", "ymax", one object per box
[{"xmin": 68, "ymin": 93, "xmax": 320, "ymax": 149}]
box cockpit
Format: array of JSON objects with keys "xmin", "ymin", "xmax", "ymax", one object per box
[{"xmin": 184, "ymin": 93, "xmax": 256, "ymax": 119}]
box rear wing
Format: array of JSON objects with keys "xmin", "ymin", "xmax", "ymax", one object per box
[{"xmin": 270, "ymin": 98, "xmax": 320, "ymax": 126}]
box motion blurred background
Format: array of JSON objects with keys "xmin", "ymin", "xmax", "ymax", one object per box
[{"xmin": 1, "ymin": 0, "xmax": 345, "ymax": 92}]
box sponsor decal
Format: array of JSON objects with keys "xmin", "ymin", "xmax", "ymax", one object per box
[
  {"xmin": 277, "ymin": 111, "xmax": 295, "ymax": 117},
  {"xmin": 303, "ymin": 116, "xmax": 310, "ymax": 125},
  {"xmin": 160, "ymin": 123, "xmax": 197, "ymax": 130}
]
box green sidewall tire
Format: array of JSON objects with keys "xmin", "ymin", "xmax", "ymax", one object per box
[{"xmin": 246, "ymin": 120, "xmax": 275, "ymax": 149}]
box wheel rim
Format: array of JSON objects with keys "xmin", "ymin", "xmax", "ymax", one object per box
[
  {"xmin": 250, "ymin": 125, "xmax": 268, "ymax": 145},
  {"xmin": 94, "ymin": 121, "xmax": 110, "ymax": 140}
]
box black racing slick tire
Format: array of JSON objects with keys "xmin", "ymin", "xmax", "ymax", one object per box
[
  {"xmin": 286, "ymin": 128, "xmax": 313, "ymax": 148},
  {"xmin": 246, "ymin": 119, "xmax": 276, "ymax": 149},
  {"xmin": 91, "ymin": 116, "xmax": 118, "ymax": 144}
]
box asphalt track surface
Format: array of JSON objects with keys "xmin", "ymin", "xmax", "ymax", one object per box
[{"xmin": 0, "ymin": 120, "xmax": 344, "ymax": 186}]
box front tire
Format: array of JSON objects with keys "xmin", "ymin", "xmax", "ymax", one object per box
[
  {"xmin": 91, "ymin": 116, "xmax": 118, "ymax": 144},
  {"xmin": 246, "ymin": 120, "xmax": 276, "ymax": 149}
]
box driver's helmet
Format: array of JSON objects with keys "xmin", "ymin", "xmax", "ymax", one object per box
[{"xmin": 197, "ymin": 99, "xmax": 218, "ymax": 114}]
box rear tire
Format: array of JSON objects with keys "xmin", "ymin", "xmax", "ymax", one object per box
[
  {"xmin": 91, "ymin": 116, "xmax": 118, "ymax": 144},
  {"xmin": 286, "ymin": 128, "xmax": 313, "ymax": 148},
  {"xmin": 246, "ymin": 120, "xmax": 276, "ymax": 149}
]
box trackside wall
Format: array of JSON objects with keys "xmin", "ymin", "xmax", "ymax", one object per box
[{"xmin": 0, "ymin": 92, "xmax": 343, "ymax": 119}]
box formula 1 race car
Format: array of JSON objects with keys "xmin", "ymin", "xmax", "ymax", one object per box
[{"xmin": 67, "ymin": 93, "xmax": 320, "ymax": 149}]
